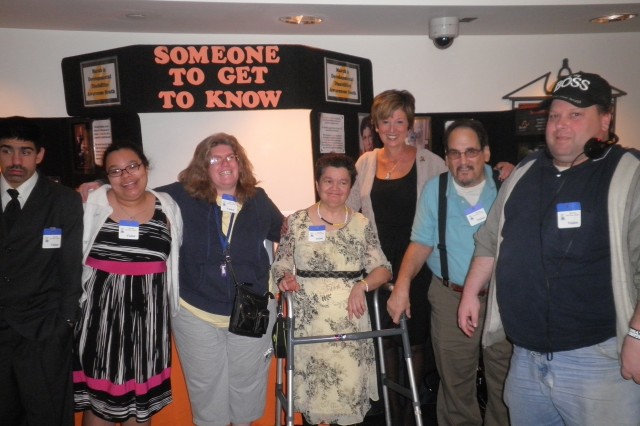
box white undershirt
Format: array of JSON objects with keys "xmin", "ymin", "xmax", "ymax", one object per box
[{"xmin": 452, "ymin": 178, "xmax": 486, "ymax": 206}]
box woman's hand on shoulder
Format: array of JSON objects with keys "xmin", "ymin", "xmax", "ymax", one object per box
[
  {"xmin": 77, "ymin": 181, "xmax": 103, "ymax": 202},
  {"xmin": 277, "ymin": 272, "xmax": 300, "ymax": 292},
  {"xmin": 280, "ymin": 214, "xmax": 291, "ymax": 238}
]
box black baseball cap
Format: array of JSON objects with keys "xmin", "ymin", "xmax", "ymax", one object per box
[{"xmin": 551, "ymin": 72, "xmax": 612, "ymax": 108}]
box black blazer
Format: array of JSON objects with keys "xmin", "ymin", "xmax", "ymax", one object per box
[{"xmin": 0, "ymin": 173, "xmax": 83, "ymax": 340}]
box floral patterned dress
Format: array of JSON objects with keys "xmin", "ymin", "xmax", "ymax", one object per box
[{"xmin": 271, "ymin": 209, "xmax": 391, "ymax": 425}]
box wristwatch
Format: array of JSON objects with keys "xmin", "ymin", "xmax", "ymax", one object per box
[{"xmin": 628, "ymin": 327, "xmax": 640, "ymax": 340}]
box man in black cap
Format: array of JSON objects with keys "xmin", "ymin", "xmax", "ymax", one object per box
[{"xmin": 458, "ymin": 71, "xmax": 640, "ymax": 425}]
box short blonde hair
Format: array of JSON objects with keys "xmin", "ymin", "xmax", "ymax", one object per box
[{"xmin": 371, "ymin": 90, "xmax": 416, "ymax": 130}]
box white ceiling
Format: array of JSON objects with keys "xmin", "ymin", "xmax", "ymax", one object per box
[{"xmin": 1, "ymin": 0, "xmax": 639, "ymax": 36}]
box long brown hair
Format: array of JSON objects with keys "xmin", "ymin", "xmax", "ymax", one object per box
[{"xmin": 178, "ymin": 133, "xmax": 258, "ymax": 204}]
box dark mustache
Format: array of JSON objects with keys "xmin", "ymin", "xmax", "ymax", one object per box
[{"xmin": 456, "ymin": 166, "xmax": 475, "ymax": 172}]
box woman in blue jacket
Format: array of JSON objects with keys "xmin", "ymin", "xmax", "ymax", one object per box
[{"xmin": 158, "ymin": 133, "xmax": 283, "ymax": 426}]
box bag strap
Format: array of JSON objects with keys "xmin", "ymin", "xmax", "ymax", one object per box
[
  {"xmin": 225, "ymin": 251, "xmax": 274, "ymax": 298},
  {"xmin": 437, "ymin": 172, "xmax": 449, "ymax": 283},
  {"xmin": 224, "ymin": 250, "xmax": 241, "ymax": 288}
]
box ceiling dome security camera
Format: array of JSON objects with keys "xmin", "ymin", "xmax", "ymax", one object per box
[{"xmin": 429, "ymin": 17, "xmax": 459, "ymax": 49}]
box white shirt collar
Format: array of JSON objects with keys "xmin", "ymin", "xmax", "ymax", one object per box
[{"xmin": 1, "ymin": 172, "xmax": 39, "ymax": 210}]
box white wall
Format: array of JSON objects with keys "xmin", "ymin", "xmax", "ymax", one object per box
[{"xmin": 1, "ymin": 29, "xmax": 639, "ymax": 212}]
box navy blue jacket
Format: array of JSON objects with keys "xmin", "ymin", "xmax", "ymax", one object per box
[{"xmin": 157, "ymin": 182, "xmax": 283, "ymax": 316}]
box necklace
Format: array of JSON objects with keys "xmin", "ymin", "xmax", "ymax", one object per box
[
  {"xmin": 383, "ymin": 148, "xmax": 403, "ymax": 179},
  {"xmin": 317, "ymin": 202, "xmax": 349, "ymax": 227},
  {"xmin": 115, "ymin": 199, "xmax": 148, "ymax": 220},
  {"xmin": 384, "ymin": 160, "xmax": 400, "ymax": 179}
]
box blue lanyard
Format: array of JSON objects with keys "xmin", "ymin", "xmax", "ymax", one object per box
[{"xmin": 212, "ymin": 204, "xmax": 236, "ymax": 254}]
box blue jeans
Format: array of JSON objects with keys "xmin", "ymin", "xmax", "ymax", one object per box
[{"xmin": 505, "ymin": 338, "xmax": 640, "ymax": 426}]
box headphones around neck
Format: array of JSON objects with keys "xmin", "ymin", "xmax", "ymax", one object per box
[
  {"xmin": 583, "ymin": 133, "xmax": 619, "ymax": 159},
  {"xmin": 543, "ymin": 133, "xmax": 619, "ymax": 162}
]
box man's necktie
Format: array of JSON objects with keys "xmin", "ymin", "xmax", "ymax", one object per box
[{"xmin": 4, "ymin": 188, "xmax": 21, "ymax": 229}]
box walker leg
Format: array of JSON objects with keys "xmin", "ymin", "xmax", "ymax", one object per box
[
  {"xmin": 276, "ymin": 357, "xmax": 283, "ymax": 426},
  {"xmin": 373, "ymin": 289, "xmax": 393, "ymax": 426},
  {"xmin": 400, "ymin": 315, "xmax": 423, "ymax": 426},
  {"xmin": 286, "ymin": 294, "xmax": 295, "ymax": 426},
  {"xmin": 275, "ymin": 289, "xmax": 422, "ymax": 426}
]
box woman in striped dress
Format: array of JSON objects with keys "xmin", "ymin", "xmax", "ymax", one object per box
[{"xmin": 73, "ymin": 142, "xmax": 182, "ymax": 425}]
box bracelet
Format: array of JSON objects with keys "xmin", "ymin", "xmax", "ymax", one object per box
[
  {"xmin": 360, "ymin": 279, "xmax": 369, "ymax": 292},
  {"xmin": 628, "ymin": 327, "xmax": 640, "ymax": 340}
]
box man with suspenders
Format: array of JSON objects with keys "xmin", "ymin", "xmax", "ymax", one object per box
[{"xmin": 388, "ymin": 119, "xmax": 512, "ymax": 426}]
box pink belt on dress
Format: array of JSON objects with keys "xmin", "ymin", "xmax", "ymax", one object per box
[{"xmin": 85, "ymin": 256, "xmax": 167, "ymax": 276}]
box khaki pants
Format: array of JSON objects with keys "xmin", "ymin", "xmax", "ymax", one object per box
[{"xmin": 428, "ymin": 277, "xmax": 512, "ymax": 426}]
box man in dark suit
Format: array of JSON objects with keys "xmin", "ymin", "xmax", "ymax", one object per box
[{"xmin": 0, "ymin": 117, "xmax": 83, "ymax": 425}]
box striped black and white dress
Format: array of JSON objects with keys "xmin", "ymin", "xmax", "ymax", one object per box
[{"xmin": 73, "ymin": 200, "xmax": 172, "ymax": 422}]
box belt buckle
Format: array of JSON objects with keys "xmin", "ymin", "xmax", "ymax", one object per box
[
  {"xmin": 442, "ymin": 278, "xmax": 459, "ymax": 292},
  {"xmin": 442, "ymin": 278, "xmax": 464, "ymax": 293},
  {"xmin": 443, "ymin": 276, "xmax": 488, "ymax": 296}
]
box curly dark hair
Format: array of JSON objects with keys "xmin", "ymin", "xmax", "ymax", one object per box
[{"xmin": 314, "ymin": 153, "xmax": 357, "ymax": 188}]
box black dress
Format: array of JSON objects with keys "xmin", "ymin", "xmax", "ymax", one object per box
[
  {"xmin": 73, "ymin": 200, "xmax": 172, "ymax": 422},
  {"xmin": 370, "ymin": 162, "xmax": 432, "ymax": 344}
]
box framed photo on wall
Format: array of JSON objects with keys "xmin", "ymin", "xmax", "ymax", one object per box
[
  {"xmin": 72, "ymin": 122, "xmax": 95, "ymax": 174},
  {"xmin": 410, "ymin": 116, "xmax": 432, "ymax": 150},
  {"xmin": 357, "ymin": 113, "xmax": 375, "ymax": 155}
]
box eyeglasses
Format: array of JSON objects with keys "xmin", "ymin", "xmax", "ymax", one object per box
[
  {"xmin": 445, "ymin": 148, "xmax": 483, "ymax": 160},
  {"xmin": 106, "ymin": 162, "xmax": 142, "ymax": 177},
  {"xmin": 209, "ymin": 154, "xmax": 238, "ymax": 166}
]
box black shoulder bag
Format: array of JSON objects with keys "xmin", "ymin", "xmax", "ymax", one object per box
[
  {"xmin": 214, "ymin": 203, "xmax": 274, "ymax": 338},
  {"xmin": 225, "ymin": 252, "xmax": 274, "ymax": 338}
]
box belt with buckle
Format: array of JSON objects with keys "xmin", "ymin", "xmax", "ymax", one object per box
[{"xmin": 437, "ymin": 276, "xmax": 487, "ymax": 297}]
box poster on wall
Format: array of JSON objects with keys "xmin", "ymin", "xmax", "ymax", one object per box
[
  {"xmin": 514, "ymin": 102, "xmax": 548, "ymax": 136},
  {"xmin": 81, "ymin": 57, "xmax": 121, "ymax": 107},
  {"xmin": 91, "ymin": 119, "xmax": 113, "ymax": 167},
  {"xmin": 319, "ymin": 112, "xmax": 345, "ymax": 153},
  {"xmin": 325, "ymin": 58, "xmax": 361, "ymax": 105}
]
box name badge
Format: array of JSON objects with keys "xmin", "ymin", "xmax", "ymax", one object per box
[
  {"xmin": 221, "ymin": 194, "xmax": 238, "ymax": 214},
  {"xmin": 557, "ymin": 202, "xmax": 581, "ymax": 229},
  {"xmin": 119, "ymin": 220, "xmax": 140, "ymax": 240},
  {"xmin": 42, "ymin": 228, "xmax": 62, "ymax": 249},
  {"xmin": 465, "ymin": 205, "xmax": 487, "ymax": 226},
  {"xmin": 308, "ymin": 225, "xmax": 326, "ymax": 242}
]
